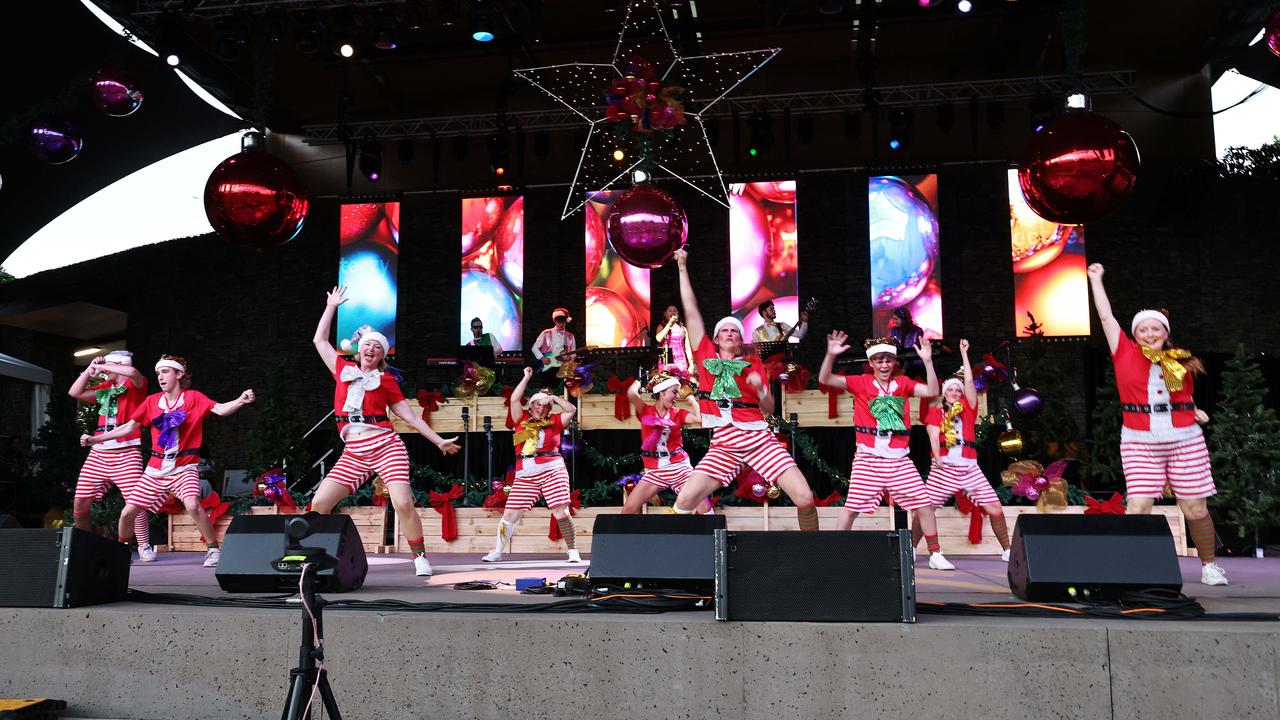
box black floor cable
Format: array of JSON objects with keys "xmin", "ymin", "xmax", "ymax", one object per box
[{"xmin": 919, "ymin": 589, "xmax": 1279, "ymax": 622}]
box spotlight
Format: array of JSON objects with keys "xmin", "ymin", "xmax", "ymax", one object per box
[
  {"xmin": 266, "ymin": 14, "xmax": 288, "ymax": 44},
  {"xmin": 372, "ymin": 9, "xmax": 399, "ymax": 50},
  {"xmin": 165, "ymin": 53, "xmax": 181, "ymax": 67},
  {"xmin": 632, "ymin": 169, "xmax": 650, "ymax": 184},
  {"xmin": 746, "ymin": 110, "xmax": 775, "ymax": 157},
  {"xmin": 472, "ymin": 15, "xmax": 495, "ymax": 42},
  {"xmin": 1067, "ymin": 93, "xmax": 1089, "ymax": 109},
  {"xmin": 440, "ymin": 0, "xmax": 459, "ymax": 27},
  {"xmin": 339, "ymin": 43, "xmax": 355, "ymax": 58},
  {"xmin": 886, "ymin": 108, "xmax": 913, "ymax": 151},
  {"xmin": 957, "ymin": 0, "xmax": 972, "ymax": 12},
  {"xmin": 213, "ymin": 19, "xmax": 239, "ymax": 61},
  {"xmin": 612, "ymin": 148, "xmax": 626, "ymax": 162},
  {"xmin": 488, "ymin": 132, "xmax": 510, "ymax": 176},
  {"xmin": 359, "ymin": 141, "xmax": 383, "ymax": 182},
  {"xmin": 405, "ymin": 0, "xmax": 427, "ymax": 31}
]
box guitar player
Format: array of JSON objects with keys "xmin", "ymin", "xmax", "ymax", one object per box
[
  {"xmin": 532, "ymin": 307, "xmax": 577, "ymax": 387},
  {"xmin": 752, "ymin": 299, "xmax": 809, "ymax": 344}
]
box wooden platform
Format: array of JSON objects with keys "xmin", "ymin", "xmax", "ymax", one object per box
[
  {"xmin": 781, "ymin": 388, "xmax": 989, "ymax": 427},
  {"xmin": 166, "ymin": 505, "xmax": 388, "ymax": 553}
]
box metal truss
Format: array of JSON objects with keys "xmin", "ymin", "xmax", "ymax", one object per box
[
  {"xmin": 300, "ymin": 70, "xmax": 1135, "ymax": 145},
  {"xmin": 124, "ymin": 0, "xmax": 404, "ymax": 18}
]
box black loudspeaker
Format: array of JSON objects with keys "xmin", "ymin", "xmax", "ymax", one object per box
[
  {"xmin": 589, "ymin": 514, "xmax": 726, "ymax": 590},
  {"xmin": 215, "ymin": 514, "xmax": 368, "ymax": 593},
  {"xmin": 0, "ymin": 528, "xmax": 130, "ymax": 607},
  {"xmin": 714, "ymin": 530, "xmax": 915, "ymax": 622},
  {"xmin": 1008, "ymin": 514, "xmax": 1183, "ymax": 601}
]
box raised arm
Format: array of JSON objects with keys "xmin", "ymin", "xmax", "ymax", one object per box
[
  {"xmin": 627, "ymin": 379, "xmax": 647, "ymax": 417},
  {"xmin": 682, "ymin": 392, "xmax": 702, "ymax": 425},
  {"xmin": 510, "ymin": 366, "xmax": 534, "ymax": 426},
  {"xmin": 673, "ymin": 250, "xmax": 705, "ymax": 347},
  {"xmin": 313, "ymin": 286, "xmax": 348, "ymax": 374},
  {"xmin": 817, "ymin": 330, "xmax": 850, "ymax": 391},
  {"xmin": 654, "ymin": 316, "xmax": 674, "ymax": 343},
  {"xmin": 213, "ymin": 389, "xmax": 256, "ymax": 417},
  {"xmin": 912, "ymin": 338, "xmax": 939, "ymax": 398},
  {"xmin": 390, "ymin": 399, "xmax": 461, "ymax": 455},
  {"xmin": 81, "ymin": 419, "xmax": 140, "ymax": 447},
  {"xmin": 552, "ymin": 394, "xmax": 577, "ymax": 423},
  {"xmin": 68, "ymin": 359, "xmax": 103, "ymax": 402},
  {"xmin": 1087, "ymin": 264, "xmax": 1122, "ymax": 354},
  {"xmin": 959, "ymin": 339, "xmax": 978, "ymax": 407}
]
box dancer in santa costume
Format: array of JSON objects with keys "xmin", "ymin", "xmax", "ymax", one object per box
[
  {"xmin": 621, "ymin": 372, "xmax": 705, "ymax": 514},
  {"xmin": 918, "ymin": 339, "xmax": 1011, "ymax": 561},
  {"xmin": 1088, "ymin": 263, "xmax": 1226, "ymax": 585},
  {"xmin": 81, "ymin": 355, "xmax": 255, "ymax": 568},
  {"xmin": 310, "ymin": 286, "xmax": 460, "ymax": 578},
  {"xmin": 68, "ymin": 351, "xmax": 154, "ymax": 560},
  {"xmin": 483, "ymin": 366, "xmax": 582, "ymax": 563},
  {"xmin": 818, "ymin": 330, "xmax": 954, "ymax": 569},
  {"xmin": 667, "ymin": 249, "xmax": 819, "ymax": 527}
]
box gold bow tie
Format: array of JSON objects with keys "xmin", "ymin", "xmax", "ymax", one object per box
[
  {"xmin": 940, "ymin": 401, "xmax": 964, "ymax": 449},
  {"xmin": 1140, "ymin": 346, "xmax": 1190, "ymax": 392}
]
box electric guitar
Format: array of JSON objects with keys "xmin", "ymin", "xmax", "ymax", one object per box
[{"xmin": 780, "ymin": 297, "xmax": 819, "ymax": 343}]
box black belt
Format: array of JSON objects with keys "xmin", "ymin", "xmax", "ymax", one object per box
[
  {"xmin": 696, "ymin": 391, "xmax": 759, "ymax": 410},
  {"xmin": 95, "ymin": 424, "xmax": 119, "ymax": 433},
  {"xmin": 335, "ymin": 414, "xmax": 390, "ymax": 424},
  {"xmin": 946, "ymin": 440, "xmax": 978, "ymax": 450},
  {"xmin": 151, "ymin": 448, "xmax": 200, "ymax": 460},
  {"xmin": 641, "ymin": 449, "xmax": 686, "ymax": 459},
  {"xmin": 1121, "ymin": 403, "xmax": 1195, "ymax": 414},
  {"xmin": 854, "ymin": 425, "xmax": 910, "ymax": 437},
  {"xmin": 519, "ymin": 450, "xmax": 561, "ymax": 458}
]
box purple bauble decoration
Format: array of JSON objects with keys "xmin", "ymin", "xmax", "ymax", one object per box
[
  {"xmin": 605, "ymin": 183, "xmax": 687, "ymax": 269},
  {"xmin": 90, "ymin": 66, "xmax": 144, "ymax": 117},
  {"xmin": 1018, "ymin": 110, "xmax": 1140, "ymax": 225},
  {"xmin": 751, "ymin": 483, "xmax": 766, "ymax": 497},
  {"xmin": 1012, "ymin": 384, "xmax": 1045, "ymax": 417},
  {"xmin": 30, "ymin": 116, "xmax": 83, "ymax": 164},
  {"xmin": 203, "ymin": 147, "xmax": 310, "ymax": 250}
]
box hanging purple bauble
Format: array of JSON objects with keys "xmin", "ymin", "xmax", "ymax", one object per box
[
  {"xmin": 203, "ymin": 144, "xmax": 310, "ymax": 250},
  {"xmin": 1012, "ymin": 384, "xmax": 1045, "ymax": 417},
  {"xmin": 30, "ymin": 117, "xmax": 83, "ymax": 164},
  {"xmin": 1018, "ymin": 110, "xmax": 1140, "ymax": 225},
  {"xmin": 605, "ymin": 183, "xmax": 687, "ymax": 269},
  {"xmin": 90, "ymin": 66, "xmax": 144, "ymax": 117},
  {"xmin": 1267, "ymin": 9, "xmax": 1280, "ymax": 58}
]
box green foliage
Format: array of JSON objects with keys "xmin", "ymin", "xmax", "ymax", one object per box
[
  {"xmin": 1217, "ymin": 135, "xmax": 1280, "ymax": 181},
  {"xmin": 243, "ymin": 367, "xmax": 318, "ymax": 483},
  {"xmin": 1007, "ymin": 338, "xmax": 1083, "ymax": 460},
  {"xmin": 1208, "ymin": 344, "xmax": 1280, "ymax": 536},
  {"xmin": 0, "ymin": 267, "xmax": 14, "ymax": 284},
  {"xmin": 21, "ymin": 396, "xmax": 84, "ymax": 513},
  {"xmin": 1083, "ymin": 364, "xmax": 1125, "ymax": 490}
]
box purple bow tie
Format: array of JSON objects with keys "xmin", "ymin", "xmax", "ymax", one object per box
[{"xmin": 154, "ymin": 409, "xmax": 187, "ymax": 451}]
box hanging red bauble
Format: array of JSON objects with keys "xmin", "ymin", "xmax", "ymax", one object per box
[
  {"xmin": 1267, "ymin": 9, "xmax": 1280, "ymax": 58},
  {"xmin": 605, "ymin": 183, "xmax": 687, "ymax": 269},
  {"xmin": 203, "ymin": 145, "xmax": 309, "ymax": 250},
  {"xmin": 1017, "ymin": 110, "xmax": 1140, "ymax": 226}
]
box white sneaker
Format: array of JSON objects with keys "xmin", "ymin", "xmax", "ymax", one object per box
[
  {"xmin": 413, "ymin": 554, "xmax": 432, "ymax": 577},
  {"xmin": 566, "ymin": 549, "xmax": 582, "ymax": 564},
  {"xmin": 1200, "ymin": 561, "xmax": 1228, "ymax": 586},
  {"xmin": 202, "ymin": 548, "xmax": 220, "ymax": 568},
  {"xmin": 138, "ymin": 544, "xmax": 157, "ymax": 563},
  {"xmin": 1000, "ymin": 549, "xmax": 1011, "ymax": 562},
  {"xmin": 928, "ymin": 552, "xmax": 955, "ymax": 571},
  {"xmin": 481, "ymin": 550, "xmax": 503, "ymax": 563}
]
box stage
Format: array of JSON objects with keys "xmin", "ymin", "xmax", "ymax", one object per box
[{"xmin": 1, "ymin": 553, "xmax": 1277, "ymax": 720}]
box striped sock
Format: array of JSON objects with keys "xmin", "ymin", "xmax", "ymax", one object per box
[
  {"xmin": 911, "ymin": 515, "xmax": 923, "ymax": 548},
  {"xmin": 989, "ymin": 513, "xmax": 1010, "ymax": 550},
  {"xmin": 134, "ymin": 511, "xmax": 151, "ymax": 548},
  {"xmin": 924, "ymin": 534, "xmax": 940, "ymax": 554},
  {"xmin": 796, "ymin": 504, "xmax": 819, "ymax": 532},
  {"xmin": 556, "ymin": 516, "xmax": 576, "ymax": 550},
  {"xmin": 1186, "ymin": 514, "xmax": 1217, "ymax": 564},
  {"xmin": 407, "ymin": 536, "xmax": 426, "ymax": 556}
]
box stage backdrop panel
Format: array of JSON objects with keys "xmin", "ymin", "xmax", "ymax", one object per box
[
  {"xmin": 460, "ymin": 195, "xmax": 524, "ymax": 351},
  {"xmin": 868, "ymin": 174, "xmax": 942, "ymax": 339},
  {"xmin": 1008, "ymin": 169, "xmax": 1089, "ymax": 337},
  {"xmin": 338, "ymin": 201, "xmax": 400, "ymax": 353},
  {"xmin": 585, "ymin": 190, "xmax": 650, "ymax": 347},
  {"xmin": 730, "ymin": 180, "xmax": 800, "ymax": 340}
]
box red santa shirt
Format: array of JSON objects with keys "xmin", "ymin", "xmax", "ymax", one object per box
[
  {"xmin": 130, "ymin": 390, "xmax": 216, "ymax": 475},
  {"xmin": 513, "ymin": 410, "xmax": 566, "ymax": 472},
  {"xmin": 847, "ymin": 374, "xmax": 917, "ymax": 458},
  {"xmin": 638, "ymin": 404, "xmax": 689, "ymax": 470},
  {"xmin": 90, "ymin": 376, "xmax": 148, "ymax": 449},
  {"xmin": 924, "ymin": 396, "xmax": 978, "ymax": 465},
  {"xmin": 1112, "ymin": 336, "xmax": 1201, "ymax": 442},
  {"xmin": 332, "ymin": 358, "xmax": 403, "ymax": 439},
  {"xmin": 693, "ymin": 336, "xmax": 769, "ymax": 431}
]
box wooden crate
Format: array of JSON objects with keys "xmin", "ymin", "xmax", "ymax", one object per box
[
  {"xmin": 167, "ymin": 505, "xmax": 389, "ymax": 553},
  {"xmin": 782, "ymin": 389, "xmax": 988, "ymax": 428},
  {"xmin": 393, "ymin": 396, "xmax": 507, "ymax": 434},
  {"xmin": 924, "ymin": 504, "xmax": 1188, "ymax": 556}
]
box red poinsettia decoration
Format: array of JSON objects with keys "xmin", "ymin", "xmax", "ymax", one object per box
[{"xmin": 604, "ymin": 57, "xmax": 686, "ymax": 134}]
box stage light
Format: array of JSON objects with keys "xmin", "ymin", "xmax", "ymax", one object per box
[
  {"xmin": 887, "ymin": 108, "xmax": 914, "ymax": 151},
  {"xmin": 472, "ymin": 15, "xmax": 495, "ymax": 42},
  {"xmin": 746, "ymin": 111, "xmax": 775, "ymax": 157},
  {"xmin": 488, "ymin": 131, "xmax": 510, "ymax": 176},
  {"xmin": 295, "ymin": 14, "xmax": 321, "ymax": 55},
  {"xmin": 918, "ymin": 0, "xmax": 940, "ymax": 6},
  {"xmin": 360, "ymin": 141, "xmax": 383, "ymax": 182},
  {"xmin": 339, "ymin": 43, "xmax": 355, "ymax": 58},
  {"xmin": 632, "ymin": 169, "xmax": 650, "ymax": 184},
  {"xmin": 1067, "ymin": 93, "xmax": 1089, "ymax": 109},
  {"xmin": 440, "ymin": 0, "xmax": 458, "ymax": 27},
  {"xmin": 165, "ymin": 53, "xmax": 181, "ymax": 67},
  {"xmin": 372, "ymin": 8, "xmax": 399, "ymax": 50},
  {"xmin": 265, "ymin": 14, "xmax": 287, "ymax": 44},
  {"xmin": 74, "ymin": 347, "xmax": 102, "ymax": 358},
  {"xmin": 602, "ymin": 0, "xmax": 624, "ymax": 12},
  {"xmin": 612, "ymin": 148, "xmax": 626, "ymax": 162},
  {"xmin": 957, "ymin": 0, "xmax": 973, "ymax": 12},
  {"xmin": 405, "ymin": 0, "xmax": 427, "ymax": 31}
]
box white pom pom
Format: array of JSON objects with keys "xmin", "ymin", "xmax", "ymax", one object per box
[{"xmin": 339, "ymin": 338, "xmax": 353, "ymax": 352}]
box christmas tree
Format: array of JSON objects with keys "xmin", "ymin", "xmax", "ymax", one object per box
[
  {"xmin": 1007, "ymin": 338, "xmax": 1083, "ymax": 460},
  {"xmin": 1207, "ymin": 344, "xmax": 1280, "ymax": 538},
  {"xmin": 1083, "ymin": 364, "xmax": 1124, "ymax": 491}
]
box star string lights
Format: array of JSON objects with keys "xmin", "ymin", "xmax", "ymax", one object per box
[{"xmin": 514, "ymin": 0, "xmax": 779, "ymax": 218}]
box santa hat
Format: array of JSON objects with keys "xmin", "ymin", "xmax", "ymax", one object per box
[
  {"xmin": 712, "ymin": 316, "xmax": 745, "ymax": 339},
  {"xmin": 552, "ymin": 308, "xmax": 572, "ymax": 323},
  {"xmin": 1130, "ymin": 309, "xmax": 1170, "ymax": 334}
]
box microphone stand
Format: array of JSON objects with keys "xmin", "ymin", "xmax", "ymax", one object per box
[
  {"xmin": 483, "ymin": 415, "xmax": 494, "ymax": 492},
  {"xmin": 460, "ymin": 405, "xmax": 471, "ymax": 506}
]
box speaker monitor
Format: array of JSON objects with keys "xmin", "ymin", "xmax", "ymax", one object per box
[
  {"xmin": 215, "ymin": 514, "xmax": 368, "ymax": 593},
  {"xmin": 0, "ymin": 528, "xmax": 131, "ymax": 608},
  {"xmin": 589, "ymin": 514, "xmax": 726, "ymax": 590},
  {"xmin": 715, "ymin": 530, "xmax": 915, "ymax": 622},
  {"xmin": 1008, "ymin": 514, "xmax": 1182, "ymax": 602}
]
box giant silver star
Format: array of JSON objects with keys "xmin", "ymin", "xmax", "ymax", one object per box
[{"xmin": 515, "ymin": 0, "xmax": 779, "ymax": 218}]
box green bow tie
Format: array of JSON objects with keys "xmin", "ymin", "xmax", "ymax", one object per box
[
  {"xmin": 701, "ymin": 358, "xmax": 751, "ymax": 400},
  {"xmin": 95, "ymin": 385, "xmax": 127, "ymax": 418},
  {"xmin": 869, "ymin": 394, "xmax": 906, "ymax": 431}
]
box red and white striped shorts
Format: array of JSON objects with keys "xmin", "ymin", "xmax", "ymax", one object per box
[
  {"xmin": 845, "ymin": 453, "xmax": 932, "ymax": 513},
  {"xmin": 641, "ymin": 459, "xmax": 695, "ymax": 492},
  {"xmin": 125, "ymin": 466, "xmax": 201, "ymax": 513},
  {"xmin": 924, "ymin": 462, "xmax": 1000, "ymax": 507},
  {"xmin": 1121, "ymin": 435, "xmax": 1216, "ymax": 500},
  {"xmin": 695, "ymin": 426, "xmax": 797, "ymax": 486},
  {"xmin": 506, "ymin": 460, "xmax": 572, "ymax": 512},
  {"xmin": 75, "ymin": 447, "xmax": 143, "ymax": 501},
  {"xmin": 322, "ymin": 431, "xmax": 412, "ymax": 493}
]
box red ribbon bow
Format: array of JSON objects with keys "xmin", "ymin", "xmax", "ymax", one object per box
[
  {"xmin": 814, "ymin": 491, "xmax": 843, "ymax": 507},
  {"xmin": 819, "ymin": 381, "xmax": 843, "ymax": 419},
  {"xmin": 548, "ymin": 490, "xmax": 582, "ymax": 541},
  {"xmin": 1084, "ymin": 492, "xmax": 1127, "ymax": 515},
  {"xmin": 501, "ymin": 385, "xmax": 517, "ymax": 430},
  {"xmin": 161, "ymin": 491, "xmax": 232, "ymax": 543},
  {"xmin": 607, "ymin": 375, "xmax": 636, "ymax": 421},
  {"xmin": 428, "ymin": 484, "xmax": 465, "ymax": 541},
  {"xmin": 954, "ymin": 492, "xmax": 985, "ymax": 545},
  {"xmin": 417, "ymin": 390, "xmax": 445, "ymax": 422}
]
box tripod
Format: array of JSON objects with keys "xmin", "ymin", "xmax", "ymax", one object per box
[{"xmin": 277, "ymin": 517, "xmax": 343, "ymax": 720}]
